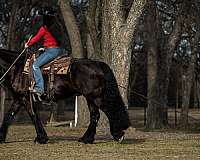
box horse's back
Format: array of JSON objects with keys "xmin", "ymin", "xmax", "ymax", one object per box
[
  {"xmin": 69, "ymin": 58, "xmax": 114, "ymax": 96},
  {"xmin": 71, "ymin": 58, "xmax": 112, "ymax": 76}
]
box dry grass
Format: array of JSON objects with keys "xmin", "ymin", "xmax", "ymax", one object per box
[{"xmin": 1, "ymin": 125, "xmax": 200, "ymax": 160}]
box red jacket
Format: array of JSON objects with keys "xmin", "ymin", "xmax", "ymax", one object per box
[{"xmin": 27, "ymin": 26, "xmax": 58, "ymax": 48}]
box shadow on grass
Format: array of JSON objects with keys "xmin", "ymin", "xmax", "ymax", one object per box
[
  {"xmin": 48, "ymin": 135, "xmax": 145, "ymax": 145},
  {"xmin": 4, "ymin": 136, "xmax": 145, "ymax": 145},
  {"xmin": 48, "ymin": 135, "xmax": 78, "ymax": 143},
  {"xmin": 121, "ymin": 138, "xmax": 145, "ymax": 144},
  {"xmin": 137, "ymin": 125, "xmax": 200, "ymax": 134},
  {"xmin": 5, "ymin": 139, "xmax": 33, "ymax": 144}
]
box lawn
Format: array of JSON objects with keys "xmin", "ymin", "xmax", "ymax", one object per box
[{"xmin": 0, "ymin": 125, "xmax": 200, "ymax": 160}]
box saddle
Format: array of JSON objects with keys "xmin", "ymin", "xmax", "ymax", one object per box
[
  {"xmin": 23, "ymin": 50, "xmax": 72, "ymax": 101},
  {"xmin": 23, "ymin": 54, "xmax": 72, "ymax": 75},
  {"xmin": 42, "ymin": 56, "xmax": 72, "ymax": 75}
]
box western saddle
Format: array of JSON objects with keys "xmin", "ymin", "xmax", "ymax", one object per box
[{"xmin": 23, "ymin": 49, "xmax": 72, "ymax": 101}]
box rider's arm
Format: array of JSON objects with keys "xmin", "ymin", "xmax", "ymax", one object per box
[{"xmin": 27, "ymin": 26, "xmax": 46, "ymax": 46}]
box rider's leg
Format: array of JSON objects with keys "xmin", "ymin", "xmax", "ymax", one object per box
[{"xmin": 32, "ymin": 48, "xmax": 61, "ymax": 94}]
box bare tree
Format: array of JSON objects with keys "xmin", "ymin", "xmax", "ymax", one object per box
[
  {"xmin": 179, "ymin": 1, "xmax": 200, "ymax": 128},
  {"xmin": 6, "ymin": 0, "xmax": 20, "ymax": 50},
  {"xmin": 0, "ymin": 86, "xmax": 5, "ymax": 126},
  {"xmin": 145, "ymin": 0, "xmax": 185, "ymax": 129}
]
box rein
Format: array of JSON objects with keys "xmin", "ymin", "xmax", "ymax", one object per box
[
  {"xmin": 0, "ymin": 48, "xmax": 27, "ymax": 84},
  {"xmin": 0, "ymin": 36, "xmax": 32, "ymax": 84}
]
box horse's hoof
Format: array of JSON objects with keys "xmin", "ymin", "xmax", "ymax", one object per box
[
  {"xmin": 117, "ymin": 135, "xmax": 124, "ymax": 144},
  {"xmin": 113, "ymin": 131, "xmax": 125, "ymax": 143},
  {"xmin": 0, "ymin": 134, "xmax": 5, "ymax": 143},
  {"xmin": 34, "ymin": 136, "xmax": 49, "ymax": 144},
  {"xmin": 0, "ymin": 139, "xmax": 5, "ymax": 143},
  {"xmin": 78, "ymin": 137, "xmax": 94, "ymax": 144}
]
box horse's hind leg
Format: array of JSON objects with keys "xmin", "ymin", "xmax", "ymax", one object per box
[
  {"xmin": 24, "ymin": 101, "xmax": 48, "ymax": 144},
  {"xmin": 78, "ymin": 98, "xmax": 100, "ymax": 144},
  {"xmin": 0, "ymin": 99, "xmax": 22, "ymax": 143}
]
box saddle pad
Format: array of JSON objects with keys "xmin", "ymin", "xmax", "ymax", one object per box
[
  {"xmin": 42, "ymin": 56, "xmax": 72, "ymax": 75},
  {"xmin": 23, "ymin": 55, "xmax": 72, "ymax": 75}
]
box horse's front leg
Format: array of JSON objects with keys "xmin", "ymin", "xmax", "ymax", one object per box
[
  {"xmin": 25, "ymin": 100, "xmax": 48, "ymax": 144},
  {"xmin": 0, "ymin": 99, "xmax": 22, "ymax": 143},
  {"xmin": 78, "ymin": 98, "xmax": 100, "ymax": 144}
]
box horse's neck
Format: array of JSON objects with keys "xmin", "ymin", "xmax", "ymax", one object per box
[
  {"xmin": 9, "ymin": 63, "xmax": 29, "ymax": 93},
  {"xmin": 0, "ymin": 49, "xmax": 19, "ymax": 64}
]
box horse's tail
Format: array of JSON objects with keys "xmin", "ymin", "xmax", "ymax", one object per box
[{"xmin": 100, "ymin": 62, "xmax": 131, "ymax": 132}]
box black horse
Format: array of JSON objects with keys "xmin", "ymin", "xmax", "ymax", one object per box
[{"xmin": 0, "ymin": 49, "xmax": 130, "ymax": 144}]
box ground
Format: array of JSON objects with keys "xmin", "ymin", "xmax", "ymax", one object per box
[{"xmin": 1, "ymin": 125, "xmax": 200, "ymax": 160}]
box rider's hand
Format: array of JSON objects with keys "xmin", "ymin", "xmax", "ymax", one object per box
[
  {"xmin": 24, "ymin": 43, "xmax": 29, "ymax": 49},
  {"xmin": 38, "ymin": 47, "xmax": 45, "ymax": 51}
]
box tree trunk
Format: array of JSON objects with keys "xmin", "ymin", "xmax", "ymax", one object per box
[
  {"xmin": 58, "ymin": 0, "xmax": 89, "ymax": 127},
  {"xmin": 85, "ymin": 0, "xmax": 110, "ymax": 134},
  {"xmin": 58, "ymin": 0, "xmax": 83, "ymax": 58},
  {"xmin": 0, "ymin": 86, "xmax": 5, "ymax": 126},
  {"xmin": 179, "ymin": 71, "xmax": 192, "ymax": 128},
  {"xmin": 179, "ymin": 12, "xmax": 200, "ymax": 127},
  {"xmin": 145, "ymin": 0, "xmax": 185, "ymax": 129},
  {"xmin": 76, "ymin": 96, "xmax": 90, "ymax": 127},
  {"xmin": 145, "ymin": 0, "xmax": 162, "ymax": 129},
  {"xmin": 197, "ymin": 80, "xmax": 200, "ymax": 108},
  {"xmin": 86, "ymin": 0, "xmax": 101, "ymax": 59},
  {"xmin": 110, "ymin": 0, "xmax": 147, "ymax": 105},
  {"xmin": 101, "ymin": 0, "xmax": 112, "ymax": 65},
  {"xmin": 86, "ymin": 33, "xmax": 95, "ymax": 58},
  {"xmin": 6, "ymin": 0, "xmax": 20, "ymax": 50}
]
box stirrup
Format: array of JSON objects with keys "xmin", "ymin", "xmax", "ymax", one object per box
[
  {"xmin": 31, "ymin": 89, "xmax": 43, "ymax": 95},
  {"xmin": 32, "ymin": 93, "xmax": 42, "ymax": 102},
  {"xmin": 29, "ymin": 81, "xmax": 35, "ymax": 91}
]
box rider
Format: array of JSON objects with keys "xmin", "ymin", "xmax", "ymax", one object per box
[{"xmin": 25, "ymin": 7, "xmax": 63, "ymax": 97}]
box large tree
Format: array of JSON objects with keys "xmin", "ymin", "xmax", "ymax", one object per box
[
  {"xmin": 145, "ymin": 0, "xmax": 189, "ymax": 129},
  {"xmin": 58, "ymin": 0, "xmax": 90, "ymax": 127},
  {"xmin": 0, "ymin": 86, "xmax": 5, "ymax": 126},
  {"xmin": 179, "ymin": 0, "xmax": 200, "ymax": 128},
  {"xmin": 109, "ymin": 0, "xmax": 146, "ymax": 104},
  {"xmin": 84, "ymin": 0, "xmax": 146, "ymax": 131}
]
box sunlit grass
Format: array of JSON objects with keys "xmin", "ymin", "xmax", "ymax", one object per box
[{"xmin": 0, "ymin": 125, "xmax": 200, "ymax": 160}]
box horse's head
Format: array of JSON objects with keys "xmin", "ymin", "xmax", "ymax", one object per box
[
  {"xmin": 0, "ymin": 49, "xmax": 17, "ymax": 84},
  {"xmin": 0, "ymin": 49, "xmax": 28, "ymax": 94}
]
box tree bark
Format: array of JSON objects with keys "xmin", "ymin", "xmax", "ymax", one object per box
[
  {"xmin": 58, "ymin": 0, "xmax": 83, "ymax": 58},
  {"xmin": 6, "ymin": 0, "xmax": 20, "ymax": 50},
  {"xmin": 145, "ymin": 0, "xmax": 160, "ymax": 129},
  {"xmin": 58, "ymin": 0, "xmax": 88, "ymax": 127},
  {"xmin": 145, "ymin": 0, "xmax": 185, "ymax": 129},
  {"xmin": 110, "ymin": 0, "xmax": 147, "ymax": 105},
  {"xmin": 86, "ymin": 0, "xmax": 101, "ymax": 59},
  {"xmin": 101, "ymin": 0, "xmax": 112, "ymax": 65},
  {"xmin": 0, "ymin": 86, "xmax": 5, "ymax": 126},
  {"xmin": 86, "ymin": 33, "xmax": 95, "ymax": 58},
  {"xmin": 85, "ymin": 0, "xmax": 110, "ymax": 134},
  {"xmin": 76, "ymin": 96, "xmax": 90, "ymax": 127},
  {"xmin": 179, "ymin": 3, "xmax": 200, "ymax": 127}
]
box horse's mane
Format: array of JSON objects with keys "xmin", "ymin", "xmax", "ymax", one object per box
[
  {"xmin": 0, "ymin": 49, "xmax": 19, "ymax": 64},
  {"xmin": 0, "ymin": 49, "xmax": 28, "ymax": 93}
]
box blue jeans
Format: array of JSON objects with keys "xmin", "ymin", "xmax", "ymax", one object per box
[{"xmin": 32, "ymin": 48, "xmax": 62, "ymax": 93}]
